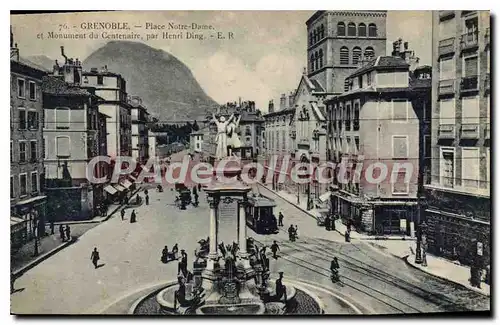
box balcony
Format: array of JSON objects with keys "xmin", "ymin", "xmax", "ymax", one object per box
[
  {"xmin": 438, "ymin": 124, "xmax": 455, "ymax": 139},
  {"xmin": 439, "ymin": 10, "xmax": 455, "ymax": 20},
  {"xmin": 438, "ymin": 79, "xmax": 455, "ymax": 96},
  {"xmin": 485, "ymin": 124, "xmax": 490, "ymax": 140},
  {"xmin": 460, "ymin": 123, "xmax": 479, "ymax": 139},
  {"xmin": 460, "ymin": 31, "xmax": 479, "ymax": 51},
  {"xmin": 438, "ymin": 38, "xmax": 455, "ymax": 56},
  {"xmin": 460, "ymin": 76, "xmax": 479, "ymax": 93}
]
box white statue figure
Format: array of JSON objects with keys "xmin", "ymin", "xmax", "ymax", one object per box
[
  {"xmin": 226, "ymin": 114, "xmax": 242, "ymax": 156},
  {"xmin": 212, "ymin": 112, "xmax": 234, "ymax": 159}
]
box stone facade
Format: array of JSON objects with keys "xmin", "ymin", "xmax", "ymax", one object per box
[
  {"xmin": 130, "ymin": 96, "xmax": 150, "ymax": 164},
  {"xmin": 426, "ymin": 10, "xmax": 490, "ymax": 265}
]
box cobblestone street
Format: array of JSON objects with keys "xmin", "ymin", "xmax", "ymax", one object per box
[{"xmin": 10, "ymin": 182, "xmax": 490, "ymax": 314}]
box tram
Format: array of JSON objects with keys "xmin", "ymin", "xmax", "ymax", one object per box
[{"xmin": 245, "ymin": 194, "xmax": 278, "ymax": 234}]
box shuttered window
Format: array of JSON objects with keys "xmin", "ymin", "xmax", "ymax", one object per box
[
  {"xmin": 56, "ymin": 136, "xmax": 70, "ymax": 157},
  {"xmin": 464, "ymin": 55, "xmax": 478, "ymax": 77},
  {"xmin": 439, "ymin": 99, "xmax": 455, "ymax": 124}
]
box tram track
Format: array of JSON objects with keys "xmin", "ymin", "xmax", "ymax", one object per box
[{"xmin": 251, "ymin": 238, "xmax": 422, "ymax": 314}]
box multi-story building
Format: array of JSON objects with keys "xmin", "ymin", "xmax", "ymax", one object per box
[
  {"xmin": 82, "ymin": 66, "xmax": 132, "ymax": 158},
  {"xmin": 43, "ymin": 51, "xmax": 108, "ymax": 221},
  {"xmin": 10, "ymin": 32, "xmax": 47, "ymax": 247},
  {"xmin": 324, "ymin": 44, "xmax": 431, "ymax": 235},
  {"xmin": 148, "ymin": 132, "xmax": 157, "ymax": 159},
  {"xmin": 426, "ymin": 11, "xmax": 490, "ymax": 265},
  {"xmin": 129, "ymin": 96, "xmax": 150, "ymax": 164},
  {"xmin": 190, "ymin": 129, "xmax": 205, "ymax": 153},
  {"xmin": 306, "ymin": 10, "xmax": 387, "ymax": 95}
]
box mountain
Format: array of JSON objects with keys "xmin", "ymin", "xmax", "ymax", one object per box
[
  {"xmin": 23, "ymin": 55, "xmax": 53, "ymax": 72},
  {"xmin": 83, "ymin": 41, "xmax": 218, "ymax": 121}
]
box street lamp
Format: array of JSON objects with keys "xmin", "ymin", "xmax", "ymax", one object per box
[
  {"xmin": 421, "ymin": 222, "xmax": 428, "ymax": 267},
  {"xmin": 415, "ymin": 222, "xmax": 423, "ymax": 264}
]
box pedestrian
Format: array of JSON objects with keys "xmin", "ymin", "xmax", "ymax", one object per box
[
  {"xmin": 130, "ymin": 210, "xmax": 137, "ymax": 223},
  {"xmin": 145, "ymin": 194, "xmax": 149, "ymax": 205},
  {"xmin": 198, "ymin": 183, "xmax": 202, "ymax": 192},
  {"xmin": 275, "ymin": 272, "xmax": 287, "ymax": 302},
  {"xmin": 121, "ymin": 209, "xmax": 126, "ymax": 221},
  {"xmin": 90, "ymin": 247, "xmax": 100, "ymax": 269},
  {"xmin": 65, "ymin": 225, "xmax": 71, "ymax": 242},
  {"xmin": 345, "ymin": 229, "xmax": 351, "ymax": 243},
  {"xmin": 161, "ymin": 246, "xmax": 169, "ymax": 263},
  {"xmin": 294, "ymin": 225, "xmax": 299, "ymax": 238},
  {"xmin": 50, "ymin": 221, "xmax": 55, "ymax": 235},
  {"xmin": 59, "ymin": 224, "xmax": 65, "ymax": 242},
  {"xmin": 278, "ymin": 212, "xmax": 284, "ymax": 227},
  {"xmin": 178, "ymin": 249, "xmax": 188, "ymax": 277},
  {"xmin": 172, "ymin": 243, "xmax": 179, "ymax": 259},
  {"xmin": 271, "ymin": 240, "xmax": 280, "ymax": 260},
  {"xmin": 325, "ymin": 215, "xmax": 331, "ymax": 231},
  {"xmin": 347, "ymin": 218, "xmax": 353, "ymax": 233},
  {"xmin": 144, "ymin": 189, "xmax": 149, "ymax": 196}
]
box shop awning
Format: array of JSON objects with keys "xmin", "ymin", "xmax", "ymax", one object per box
[
  {"xmin": 10, "ymin": 216, "xmax": 26, "ymax": 227},
  {"xmin": 319, "ymin": 191, "xmax": 332, "ymax": 204},
  {"xmin": 15, "ymin": 195, "xmax": 47, "ymax": 206},
  {"xmin": 121, "ymin": 179, "xmax": 133, "ymax": 189},
  {"xmin": 113, "ymin": 184, "xmax": 126, "ymax": 192},
  {"xmin": 104, "ymin": 185, "xmax": 118, "ymax": 195}
]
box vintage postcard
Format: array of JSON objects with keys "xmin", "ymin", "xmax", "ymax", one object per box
[{"xmin": 10, "ymin": 10, "xmax": 490, "ymax": 315}]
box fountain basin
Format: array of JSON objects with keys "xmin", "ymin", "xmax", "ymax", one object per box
[{"xmin": 196, "ymin": 302, "xmax": 265, "ymax": 315}]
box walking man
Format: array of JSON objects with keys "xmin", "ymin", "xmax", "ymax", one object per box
[
  {"xmin": 90, "ymin": 247, "xmax": 100, "ymax": 269},
  {"xmin": 59, "ymin": 224, "xmax": 65, "ymax": 242},
  {"xmin": 278, "ymin": 212, "xmax": 284, "ymax": 227},
  {"xmin": 275, "ymin": 272, "xmax": 287, "ymax": 302},
  {"xmin": 65, "ymin": 225, "xmax": 71, "ymax": 242},
  {"xmin": 178, "ymin": 249, "xmax": 188, "ymax": 277},
  {"xmin": 50, "ymin": 221, "xmax": 55, "ymax": 235},
  {"xmin": 145, "ymin": 194, "xmax": 149, "ymax": 206},
  {"xmin": 130, "ymin": 210, "xmax": 137, "ymax": 223},
  {"xmin": 271, "ymin": 240, "xmax": 280, "ymax": 260},
  {"xmin": 121, "ymin": 209, "xmax": 126, "ymax": 221}
]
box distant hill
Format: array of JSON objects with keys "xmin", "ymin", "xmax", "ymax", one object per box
[
  {"xmin": 83, "ymin": 41, "xmax": 218, "ymax": 121},
  {"xmin": 21, "ymin": 55, "xmax": 52, "ymax": 72}
]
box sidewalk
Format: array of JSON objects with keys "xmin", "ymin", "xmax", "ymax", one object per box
[{"xmin": 268, "ymin": 185, "xmax": 410, "ymax": 241}]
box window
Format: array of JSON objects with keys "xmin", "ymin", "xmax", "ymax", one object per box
[
  {"xmin": 340, "ymin": 47, "xmax": 349, "ymax": 65},
  {"xmin": 310, "ymin": 54, "xmax": 314, "ymax": 72},
  {"xmin": 352, "ymin": 47, "xmax": 362, "ymax": 65},
  {"xmin": 17, "ymin": 78, "xmax": 25, "ymax": 98},
  {"xmin": 56, "ymin": 136, "xmax": 71, "ymax": 157},
  {"xmin": 462, "ymin": 148, "xmax": 479, "ymax": 189},
  {"xmin": 358, "ymin": 23, "xmax": 367, "ymax": 37},
  {"xmin": 439, "ymin": 19, "xmax": 455, "ymax": 39},
  {"xmin": 56, "ymin": 107, "xmax": 70, "ymax": 129},
  {"xmin": 353, "ymin": 103, "xmax": 360, "ymax": 130},
  {"xmin": 97, "ymin": 75, "xmax": 104, "ymax": 85},
  {"xmin": 439, "ymin": 99, "xmax": 456, "ymax": 124},
  {"xmin": 27, "ymin": 110, "xmax": 38, "ymax": 129},
  {"xmin": 18, "ymin": 108, "xmax": 26, "ymax": 130},
  {"xmin": 487, "ymin": 49, "xmax": 490, "ymax": 72},
  {"xmin": 319, "ymin": 49, "xmax": 323, "ymax": 68},
  {"xmin": 10, "ymin": 176, "xmax": 14, "ymax": 199},
  {"xmin": 309, "ymin": 32, "xmax": 313, "ymax": 46},
  {"xmin": 31, "ymin": 172, "xmax": 38, "ymax": 193},
  {"xmin": 439, "ymin": 57, "xmax": 455, "ymax": 80},
  {"xmin": 19, "ymin": 142, "xmax": 26, "ymax": 162},
  {"xmin": 347, "ymin": 22, "xmax": 356, "ymax": 36},
  {"xmin": 337, "ymin": 22, "xmax": 345, "ymax": 36},
  {"xmin": 486, "ymin": 96, "xmax": 490, "ymax": 125},
  {"xmin": 30, "ymin": 140, "xmax": 37, "ymax": 162},
  {"xmin": 392, "ymin": 170, "xmax": 409, "ymax": 194},
  {"xmin": 367, "ymin": 72, "xmax": 372, "ymax": 85},
  {"xmin": 392, "ymin": 136, "xmax": 409, "ymax": 159},
  {"xmin": 345, "ymin": 104, "xmax": 351, "ymax": 131},
  {"xmin": 313, "ymin": 30, "xmax": 317, "ymax": 43},
  {"xmin": 29, "ymin": 81, "xmax": 36, "ymax": 100},
  {"xmin": 10, "ymin": 141, "xmax": 13, "ymax": 162},
  {"xmin": 368, "ymin": 23, "xmax": 377, "ymax": 37},
  {"xmin": 462, "ymin": 96, "xmax": 479, "ymax": 124},
  {"xmin": 463, "ymin": 55, "xmax": 478, "ymax": 77},
  {"xmin": 364, "ymin": 47, "xmax": 375, "ymax": 61},
  {"xmin": 392, "ymin": 100, "xmax": 408, "ymax": 122},
  {"xmin": 314, "ymin": 52, "xmax": 319, "ymax": 70},
  {"xmin": 320, "ymin": 24, "xmax": 325, "ymax": 39},
  {"xmin": 440, "ymin": 148, "xmax": 455, "ymax": 188},
  {"xmin": 19, "ymin": 174, "xmax": 27, "ymax": 197},
  {"xmin": 424, "ymin": 135, "xmax": 431, "ymax": 159},
  {"xmin": 486, "ymin": 148, "xmax": 490, "ymax": 189},
  {"xmin": 344, "ymin": 79, "xmax": 350, "ymax": 92},
  {"xmin": 44, "ymin": 137, "xmax": 47, "ymax": 159}
]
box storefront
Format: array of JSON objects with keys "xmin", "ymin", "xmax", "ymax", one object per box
[
  {"xmin": 13, "ymin": 195, "xmax": 47, "ymax": 241},
  {"xmin": 10, "ymin": 216, "xmax": 28, "ymax": 252}
]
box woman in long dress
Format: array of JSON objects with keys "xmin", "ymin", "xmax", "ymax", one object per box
[
  {"xmin": 226, "ymin": 114, "xmax": 242, "ymax": 155},
  {"xmin": 212, "ymin": 113, "xmax": 233, "ymax": 159}
]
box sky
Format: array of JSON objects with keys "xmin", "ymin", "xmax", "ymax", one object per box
[{"xmin": 10, "ymin": 11, "xmax": 432, "ymax": 113}]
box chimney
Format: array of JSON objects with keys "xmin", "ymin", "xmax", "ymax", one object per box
[
  {"xmin": 53, "ymin": 59, "xmax": 60, "ymax": 76},
  {"xmin": 268, "ymin": 100, "xmax": 274, "ymax": 113},
  {"xmin": 60, "ymin": 46, "xmax": 68, "ymax": 64},
  {"xmin": 10, "ymin": 27, "xmax": 19, "ymax": 62},
  {"xmin": 280, "ymin": 93, "xmax": 286, "ymax": 110},
  {"xmin": 288, "ymin": 91, "xmax": 294, "ymax": 108}
]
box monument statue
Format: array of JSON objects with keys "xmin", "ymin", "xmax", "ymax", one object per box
[
  {"xmin": 211, "ymin": 112, "xmax": 234, "ymax": 159},
  {"xmin": 226, "ymin": 114, "xmax": 242, "ymax": 155}
]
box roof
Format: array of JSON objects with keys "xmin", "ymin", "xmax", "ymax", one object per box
[
  {"xmin": 240, "ymin": 110, "xmax": 264, "ymax": 123},
  {"xmin": 11, "ymin": 59, "xmax": 47, "ymax": 78},
  {"xmin": 41, "ymin": 76, "xmax": 94, "ymax": 97},
  {"xmin": 311, "ymin": 102, "xmax": 326, "ymax": 121},
  {"xmin": 349, "ymin": 56, "xmax": 409, "ymax": 79},
  {"xmin": 82, "ymin": 70, "xmax": 124, "ymax": 78},
  {"xmin": 263, "ymin": 107, "xmax": 295, "ymax": 118},
  {"xmin": 248, "ymin": 195, "xmax": 277, "ymax": 208},
  {"xmin": 310, "ymin": 79, "xmax": 325, "ymax": 93}
]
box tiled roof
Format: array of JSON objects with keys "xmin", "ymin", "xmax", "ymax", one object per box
[
  {"xmin": 263, "ymin": 107, "xmax": 295, "ymax": 118},
  {"xmin": 349, "ymin": 56, "xmax": 409, "ymax": 78},
  {"xmin": 41, "ymin": 76, "xmax": 93, "ymax": 96}
]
